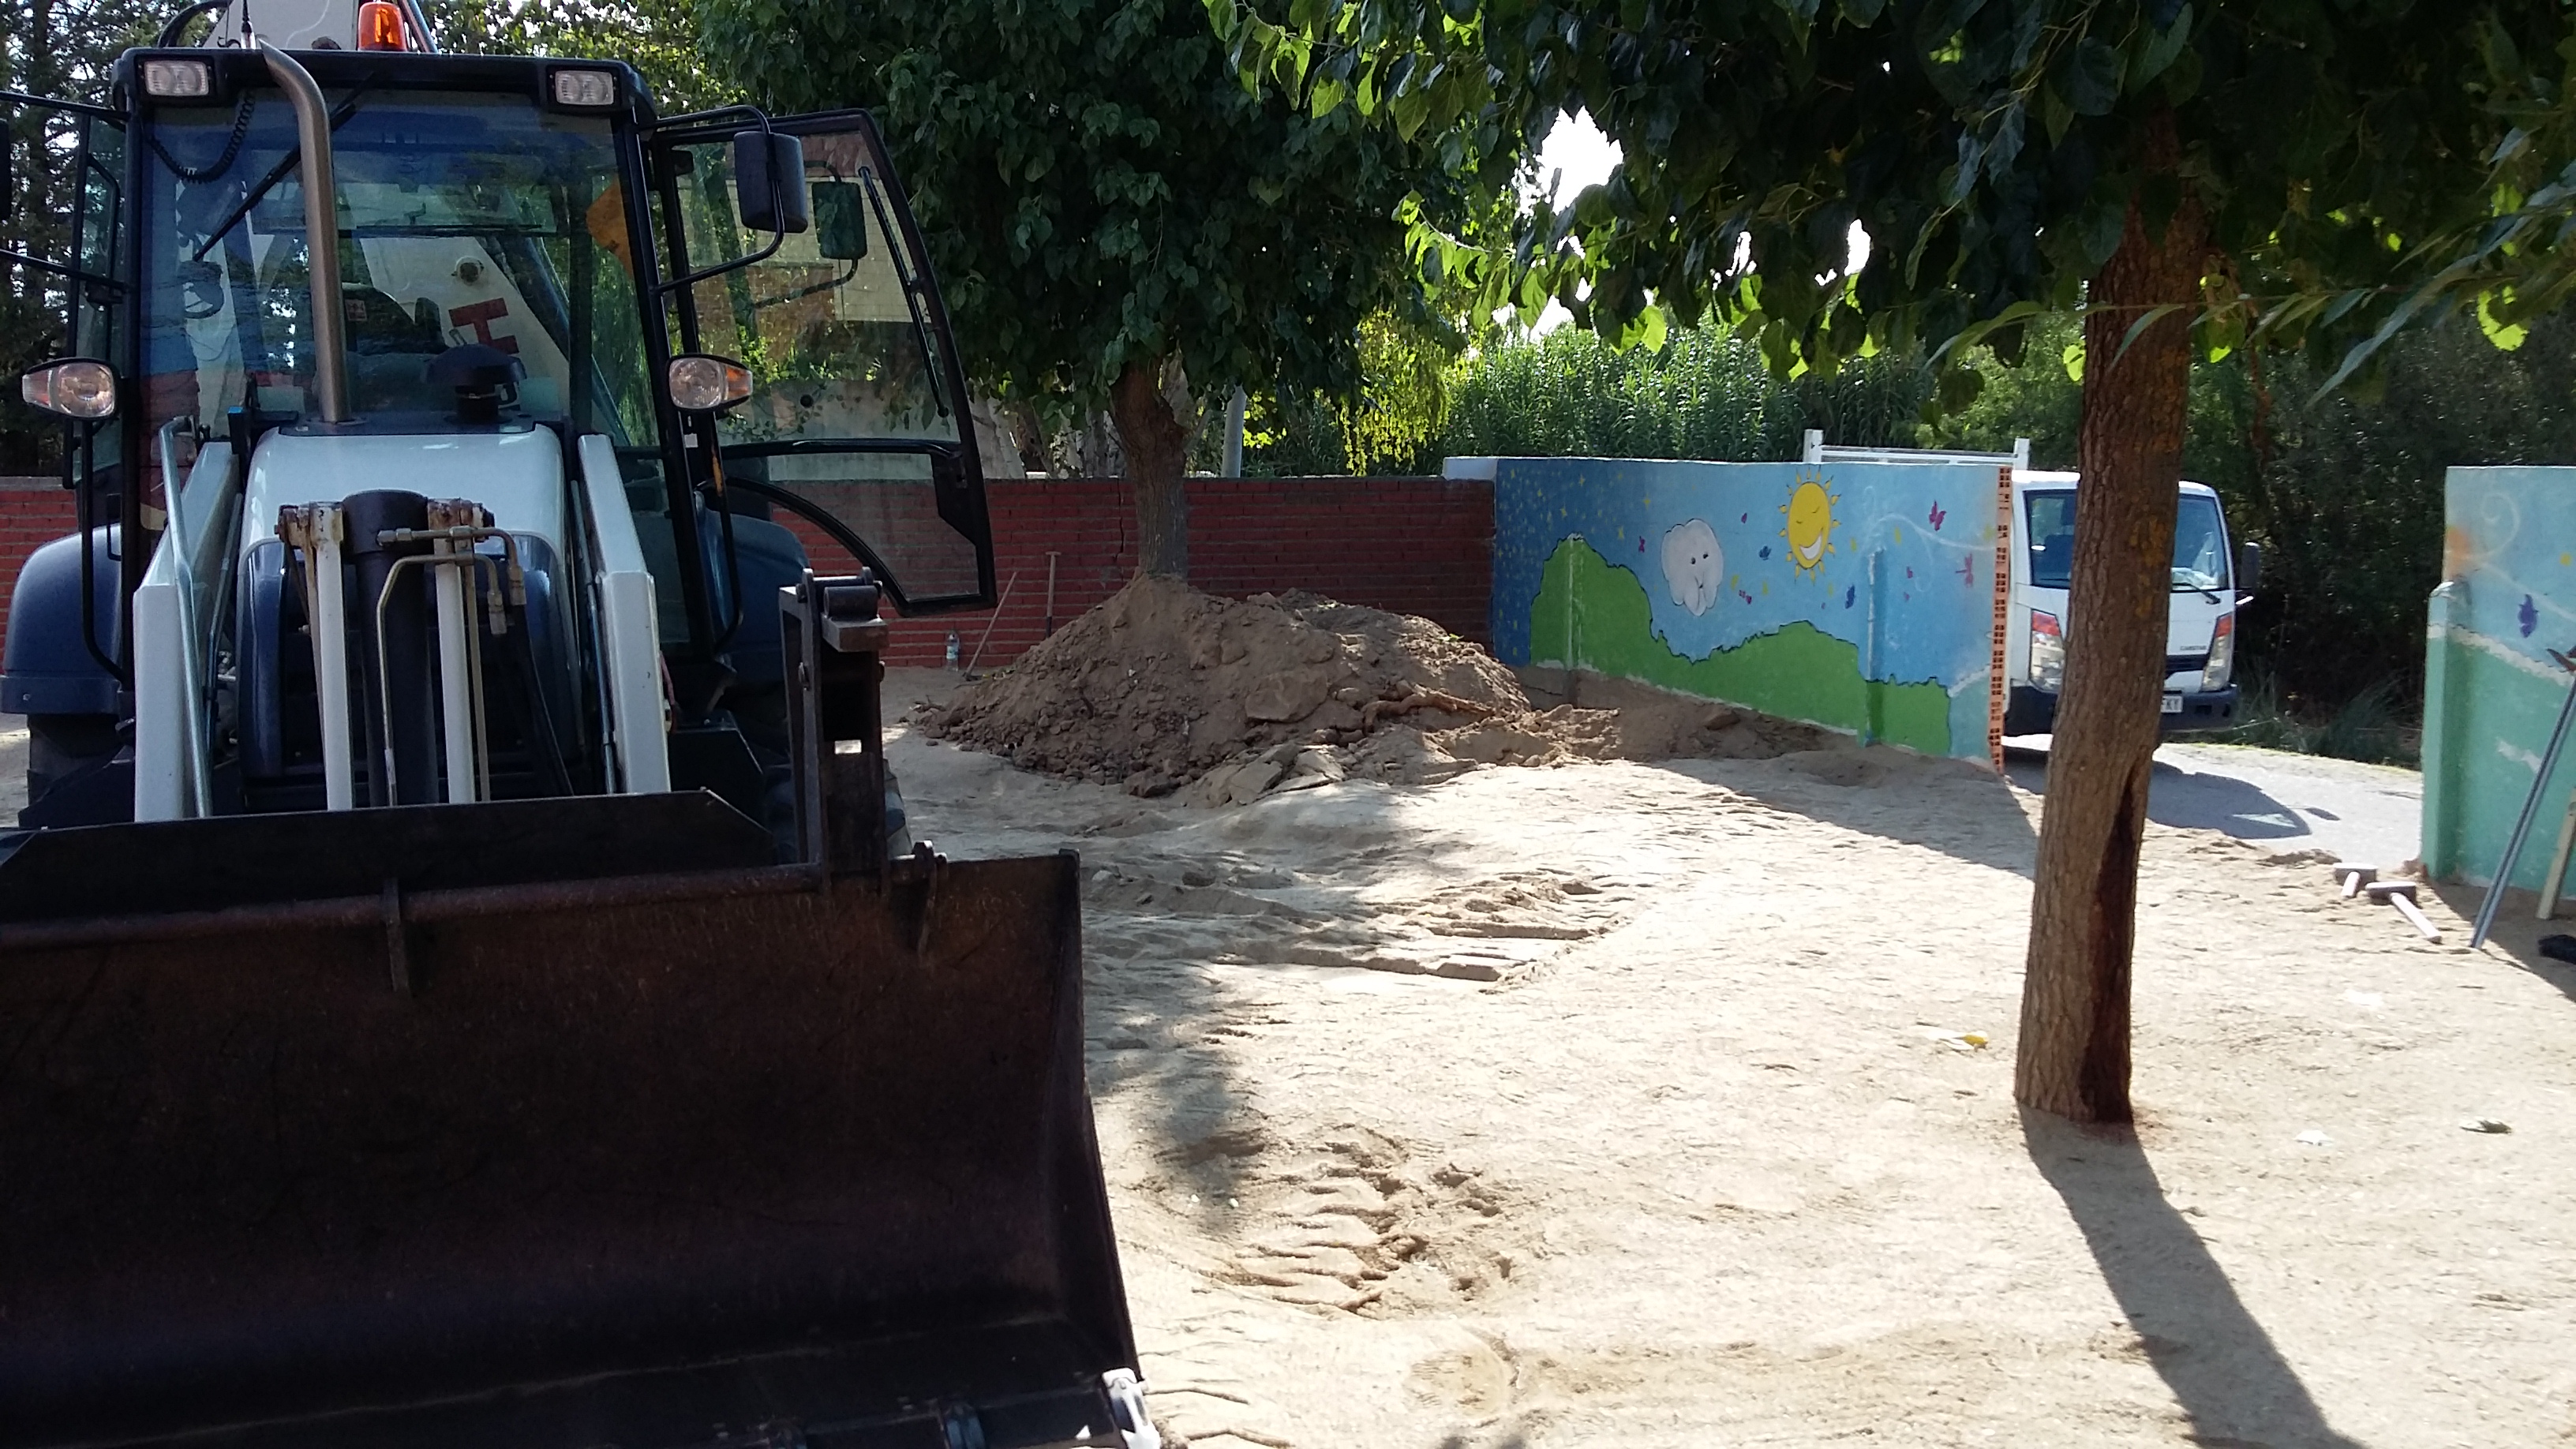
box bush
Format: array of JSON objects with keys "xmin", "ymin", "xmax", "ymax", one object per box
[{"xmin": 1440, "ymin": 323, "xmax": 1930, "ymax": 462}]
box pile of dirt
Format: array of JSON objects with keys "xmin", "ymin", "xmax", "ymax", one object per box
[{"xmin": 917, "ymin": 577, "xmax": 1837, "ymax": 803}]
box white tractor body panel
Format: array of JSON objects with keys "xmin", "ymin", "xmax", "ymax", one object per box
[
  {"xmin": 240, "ymin": 428, "xmax": 571, "ymax": 559},
  {"xmin": 133, "ymin": 440, "xmax": 239, "ymax": 822},
  {"xmin": 577, "ymin": 433, "xmax": 669, "ymax": 794}
]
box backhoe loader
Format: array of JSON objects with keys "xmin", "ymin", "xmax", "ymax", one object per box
[{"xmin": 0, "ymin": 4, "xmax": 1152, "ymax": 1444}]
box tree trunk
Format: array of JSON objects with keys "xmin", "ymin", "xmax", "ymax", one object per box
[
  {"xmin": 2015, "ymin": 113, "xmax": 2207, "ymax": 1125},
  {"xmin": 1110, "ymin": 357, "xmax": 1194, "ymax": 578}
]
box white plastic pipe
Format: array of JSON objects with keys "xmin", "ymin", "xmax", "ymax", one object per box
[
  {"xmin": 433, "ymin": 550, "xmax": 477, "ymax": 803},
  {"xmin": 312, "ymin": 509, "xmax": 356, "ymax": 810}
]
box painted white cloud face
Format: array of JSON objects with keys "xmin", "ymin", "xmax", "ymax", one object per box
[{"xmin": 1662, "ymin": 518, "xmax": 1723, "ymax": 616}]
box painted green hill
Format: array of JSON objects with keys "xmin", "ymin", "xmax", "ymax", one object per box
[{"xmin": 1528, "ymin": 538, "xmax": 1954, "ymax": 756}]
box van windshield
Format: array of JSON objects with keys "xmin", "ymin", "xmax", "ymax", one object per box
[{"xmin": 2023, "ymin": 489, "xmax": 2231, "ymax": 592}]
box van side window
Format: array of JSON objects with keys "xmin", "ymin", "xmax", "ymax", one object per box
[{"xmin": 2026, "ymin": 491, "xmax": 2076, "ymax": 589}]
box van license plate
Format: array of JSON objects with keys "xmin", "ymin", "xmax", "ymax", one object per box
[{"xmin": 2161, "ymin": 692, "xmax": 2184, "ymax": 714}]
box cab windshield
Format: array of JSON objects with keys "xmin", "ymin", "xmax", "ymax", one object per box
[
  {"xmin": 2024, "ymin": 489, "xmax": 2231, "ymax": 593},
  {"xmin": 140, "ymin": 88, "xmax": 651, "ymax": 440}
]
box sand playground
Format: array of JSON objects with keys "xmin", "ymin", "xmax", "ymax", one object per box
[
  {"xmin": 0, "ymin": 581, "xmax": 2567, "ymax": 1447},
  {"xmin": 897, "ymin": 580, "xmax": 2574, "ymax": 1449}
]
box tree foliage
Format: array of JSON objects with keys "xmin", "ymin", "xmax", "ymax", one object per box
[
  {"xmin": 1947, "ymin": 313, "xmax": 2576, "ymax": 717},
  {"xmin": 1219, "ymin": 1, "xmax": 2576, "ymax": 394},
  {"xmin": 698, "ymin": 0, "xmax": 1477, "ymax": 567},
  {"xmin": 424, "ymin": 0, "xmax": 741, "ymax": 114}
]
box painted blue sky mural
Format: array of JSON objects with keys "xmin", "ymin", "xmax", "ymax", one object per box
[{"xmin": 1485, "ymin": 456, "xmax": 2005, "ymax": 690}]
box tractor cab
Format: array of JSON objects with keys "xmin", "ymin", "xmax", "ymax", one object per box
[
  {"xmin": 5, "ymin": 25, "xmax": 992, "ymax": 822},
  {"xmin": 0, "ymin": 10, "xmax": 1151, "ymax": 1449}
]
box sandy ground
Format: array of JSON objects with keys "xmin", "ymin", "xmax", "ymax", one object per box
[
  {"xmin": 2007, "ymin": 738, "xmax": 2425, "ymax": 870},
  {"xmin": 882, "ymin": 671, "xmax": 2572, "ymax": 1449},
  {"xmin": 1, "ymin": 683, "xmax": 2565, "ymax": 1445}
]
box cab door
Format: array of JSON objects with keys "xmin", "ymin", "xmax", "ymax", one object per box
[{"xmin": 649, "ymin": 110, "xmax": 994, "ymax": 616}]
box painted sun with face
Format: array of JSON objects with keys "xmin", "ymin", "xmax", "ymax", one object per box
[{"xmin": 1780, "ymin": 471, "xmax": 1840, "ymax": 577}]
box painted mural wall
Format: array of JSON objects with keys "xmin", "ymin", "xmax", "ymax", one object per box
[
  {"xmin": 2422, "ymin": 466, "xmax": 2576, "ymax": 889},
  {"xmin": 1481, "ymin": 457, "xmax": 2005, "ymax": 762}
]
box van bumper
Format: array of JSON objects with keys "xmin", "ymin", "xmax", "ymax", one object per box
[{"xmin": 2003, "ymin": 684, "xmax": 2239, "ymax": 736}]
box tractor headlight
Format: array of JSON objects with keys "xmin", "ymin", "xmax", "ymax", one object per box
[
  {"xmin": 2202, "ymin": 613, "xmax": 2235, "ymax": 692},
  {"xmin": 667, "ymin": 354, "xmax": 751, "ymax": 413},
  {"xmin": 142, "ymin": 58, "xmax": 213, "ymax": 99},
  {"xmin": 21, "ymin": 358, "xmax": 118, "ymax": 420},
  {"xmin": 551, "ymin": 68, "xmax": 620, "ymax": 108},
  {"xmin": 2030, "ymin": 609, "xmax": 2065, "ymax": 691}
]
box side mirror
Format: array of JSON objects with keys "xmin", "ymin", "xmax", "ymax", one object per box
[
  {"xmin": 814, "ymin": 181, "xmax": 868, "ymax": 261},
  {"xmin": 668, "ymin": 353, "xmax": 752, "ymax": 413},
  {"xmin": 731, "ymin": 130, "xmax": 808, "ymax": 237},
  {"xmin": 21, "ymin": 358, "xmax": 118, "ymax": 420},
  {"xmin": 2236, "ymin": 540, "xmax": 2262, "ymax": 597}
]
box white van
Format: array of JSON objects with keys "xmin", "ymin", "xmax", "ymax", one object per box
[{"xmin": 1803, "ymin": 434, "xmax": 2259, "ymax": 736}]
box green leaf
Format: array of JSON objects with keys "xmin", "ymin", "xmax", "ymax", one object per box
[
  {"xmin": 2061, "ymin": 339, "xmax": 2085, "ymax": 382},
  {"xmin": 2480, "ymin": 287, "xmax": 2530, "ymax": 350},
  {"xmin": 2042, "ymin": 83, "xmax": 2075, "ymax": 145},
  {"xmin": 2072, "ymin": 199, "xmax": 2127, "ymax": 271},
  {"xmin": 1389, "ymin": 84, "xmax": 1432, "ymax": 140},
  {"xmin": 2129, "ymin": 2, "xmax": 2191, "ymax": 88},
  {"xmin": 1935, "ymin": 365, "xmax": 1984, "ymax": 413},
  {"xmin": 2059, "ymin": 36, "xmax": 2124, "ymax": 117},
  {"xmin": 2109, "ymin": 303, "xmax": 2186, "ymax": 368},
  {"xmin": 1631, "ymin": 304, "xmax": 1669, "ymax": 352}
]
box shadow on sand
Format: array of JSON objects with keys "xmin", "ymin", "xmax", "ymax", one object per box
[
  {"xmin": 2007, "ymin": 746, "xmax": 2323, "ymax": 846},
  {"xmin": 1650, "ymin": 749, "xmax": 2043, "ymax": 878},
  {"xmin": 2425, "ymin": 880, "xmax": 2576, "ymax": 1005},
  {"xmin": 2024, "ymin": 1110, "xmax": 2366, "ymax": 1449}
]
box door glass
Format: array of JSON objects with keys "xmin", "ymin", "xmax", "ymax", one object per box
[
  {"xmin": 2172, "ymin": 494, "xmax": 2229, "ymax": 592},
  {"xmin": 71, "ymin": 116, "xmax": 125, "ymax": 492},
  {"xmin": 2024, "ymin": 491, "xmax": 2075, "ymax": 590},
  {"xmin": 664, "ymin": 124, "xmax": 982, "ymax": 603}
]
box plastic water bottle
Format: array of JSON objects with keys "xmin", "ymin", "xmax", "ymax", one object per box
[{"xmin": 945, "ymin": 631, "xmax": 961, "ymax": 671}]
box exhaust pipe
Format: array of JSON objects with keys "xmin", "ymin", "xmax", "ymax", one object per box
[{"xmin": 256, "ymin": 40, "xmax": 351, "ymax": 425}]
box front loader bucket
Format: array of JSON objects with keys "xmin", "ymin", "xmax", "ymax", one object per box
[{"xmin": 0, "ymin": 796, "xmax": 1136, "ymax": 1449}]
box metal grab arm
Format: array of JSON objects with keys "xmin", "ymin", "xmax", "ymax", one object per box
[{"xmin": 779, "ymin": 570, "xmax": 892, "ymax": 879}]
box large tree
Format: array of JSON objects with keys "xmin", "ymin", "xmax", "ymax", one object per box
[
  {"xmin": 426, "ymin": 0, "xmax": 740, "ymax": 113},
  {"xmin": 1226, "ymin": 0, "xmax": 2576, "ymax": 1121},
  {"xmin": 699, "ymin": 0, "xmax": 1473, "ymax": 575}
]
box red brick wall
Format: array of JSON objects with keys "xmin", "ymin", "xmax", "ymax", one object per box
[
  {"xmin": 0, "ymin": 475, "xmax": 1494, "ymax": 676},
  {"xmin": 783, "ymin": 476, "xmax": 1494, "ymax": 669},
  {"xmin": 0, "ymin": 479, "xmax": 77, "ymax": 647}
]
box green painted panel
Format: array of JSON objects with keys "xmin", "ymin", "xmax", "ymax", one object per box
[
  {"xmin": 2424, "ymin": 631, "xmax": 2576, "ymax": 889},
  {"xmin": 1530, "ymin": 537, "xmax": 1953, "ymax": 756}
]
